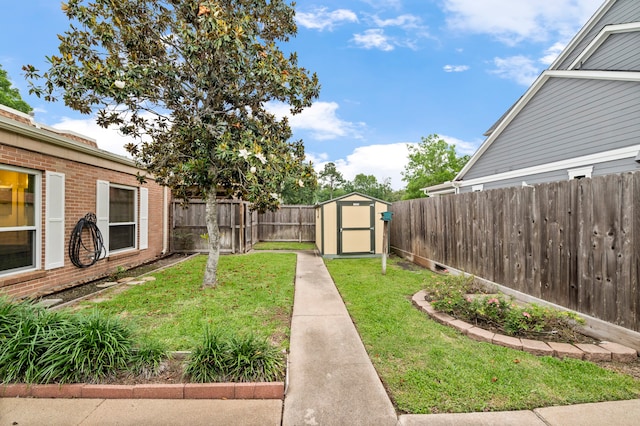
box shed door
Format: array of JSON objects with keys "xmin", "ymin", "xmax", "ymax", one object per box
[{"xmin": 338, "ymin": 201, "xmax": 374, "ymax": 255}]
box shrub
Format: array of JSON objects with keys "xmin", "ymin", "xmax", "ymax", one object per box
[
  {"xmin": 129, "ymin": 338, "xmax": 169, "ymax": 379},
  {"xmin": 37, "ymin": 309, "xmax": 133, "ymax": 383},
  {"xmin": 0, "ymin": 298, "xmax": 71, "ymax": 383},
  {"xmin": 186, "ymin": 328, "xmax": 285, "ymax": 383}
]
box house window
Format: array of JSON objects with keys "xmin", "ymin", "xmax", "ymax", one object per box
[
  {"xmin": 109, "ymin": 185, "xmax": 137, "ymax": 252},
  {"xmin": 0, "ymin": 166, "xmax": 39, "ymax": 275},
  {"xmin": 568, "ymin": 166, "xmax": 593, "ymax": 180},
  {"xmin": 472, "ymin": 184, "xmax": 484, "ymax": 192}
]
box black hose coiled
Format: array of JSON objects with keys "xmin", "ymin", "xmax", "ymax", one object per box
[{"xmin": 69, "ymin": 213, "xmax": 106, "ymax": 268}]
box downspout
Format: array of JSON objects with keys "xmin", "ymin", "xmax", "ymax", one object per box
[{"xmin": 162, "ymin": 186, "xmax": 170, "ymax": 254}]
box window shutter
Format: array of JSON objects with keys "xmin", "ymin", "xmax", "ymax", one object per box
[
  {"xmin": 139, "ymin": 187, "xmax": 148, "ymax": 250},
  {"xmin": 96, "ymin": 180, "xmax": 110, "ymax": 258},
  {"xmin": 45, "ymin": 172, "xmax": 65, "ymax": 270}
]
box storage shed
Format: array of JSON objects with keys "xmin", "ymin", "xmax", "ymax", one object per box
[{"xmin": 315, "ymin": 192, "xmax": 390, "ymax": 258}]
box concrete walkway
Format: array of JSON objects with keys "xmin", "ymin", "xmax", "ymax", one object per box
[
  {"xmin": 282, "ymin": 251, "xmax": 397, "ymax": 425},
  {"xmin": 2, "ymin": 250, "xmax": 640, "ymax": 425}
]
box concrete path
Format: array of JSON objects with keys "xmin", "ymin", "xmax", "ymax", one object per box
[{"xmin": 282, "ymin": 251, "xmax": 397, "ymax": 426}]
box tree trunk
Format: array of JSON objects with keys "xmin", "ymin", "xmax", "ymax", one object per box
[{"xmin": 202, "ymin": 187, "xmax": 220, "ymax": 288}]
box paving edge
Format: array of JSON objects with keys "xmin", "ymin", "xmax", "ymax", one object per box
[
  {"xmin": 412, "ymin": 291, "xmax": 639, "ymax": 363},
  {"xmin": 0, "ymin": 382, "xmax": 284, "ymax": 400}
]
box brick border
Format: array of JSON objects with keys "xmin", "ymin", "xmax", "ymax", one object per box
[
  {"xmin": 412, "ymin": 291, "xmax": 638, "ymax": 363},
  {"xmin": 0, "ymin": 382, "xmax": 284, "ymax": 400}
]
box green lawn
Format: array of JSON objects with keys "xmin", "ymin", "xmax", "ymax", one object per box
[
  {"xmin": 325, "ymin": 256, "xmax": 640, "ymax": 414},
  {"xmin": 252, "ymin": 241, "xmax": 316, "ymax": 251},
  {"xmin": 72, "ymin": 253, "xmax": 296, "ymax": 351}
]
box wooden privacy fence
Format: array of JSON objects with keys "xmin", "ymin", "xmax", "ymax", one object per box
[
  {"xmin": 171, "ymin": 202, "xmax": 314, "ymax": 252},
  {"xmin": 390, "ymin": 172, "xmax": 640, "ymax": 333},
  {"xmin": 171, "ymin": 199, "xmax": 258, "ymax": 254},
  {"xmin": 257, "ymin": 205, "xmax": 315, "ymax": 242}
]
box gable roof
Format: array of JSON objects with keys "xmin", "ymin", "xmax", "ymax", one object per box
[
  {"xmin": 549, "ymin": 0, "xmax": 617, "ymax": 70},
  {"xmin": 315, "ymin": 191, "xmax": 391, "ymax": 207}
]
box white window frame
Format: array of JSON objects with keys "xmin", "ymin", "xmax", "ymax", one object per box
[
  {"xmin": 96, "ymin": 180, "xmax": 149, "ymax": 256},
  {"xmin": 472, "ymin": 184, "xmax": 484, "ymax": 192},
  {"xmin": 0, "ymin": 164, "xmax": 41, "ymax": 276},
  {"xmin": 108, "ymin": 183, "xmax": 138, "ymax": 254},
  {"xmin": 568, "ymin": 166, "xmax": 593, "ymax": 180}
]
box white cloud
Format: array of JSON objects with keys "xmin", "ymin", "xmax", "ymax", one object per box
[
  {"xmin": 352, "ymin": 29, "xmax": 395, "ymax": 51},
  {"xmin": 315, "ymin": 143, "xmax": 410, "ymax": 190},
  {"xmin": 297, "ymin": 8, "xmax": 358, "ymax": 31},
  {"xmin": 314, "ymin": 136, "xmax": 481, "ymax": 190},
  {"xmin": 443, "ymin": 65, "xmax": 470, "ymax": 73},
  {"xmin": 51, "ymin": 116, "xmax": 134, "ymax": 157},
  {"xmin": 490, "ymin": 56, "xmax": 541, "ymax": 86},
  {"xmin": 540, "ymin": 41, "xmax": 567, "ymax": 65},
  {"xmin": 439, "ymin": 134, "xmax": 481, "ymax": 156},
  {"xmin": 266, "ymin": 101, "xmax": 365, "ymax": 141},
  {"xmin": 442, "ymin": 0, "xmax": 602, "ymax": 45},
  {"xmin": 372, "ymin": 14, "xmax": 423, "ymax": 29}
]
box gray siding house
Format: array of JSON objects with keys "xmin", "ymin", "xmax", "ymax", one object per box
[{"xmin": 428, "ymin": 0, "xmax": 640, "ymax": 195}]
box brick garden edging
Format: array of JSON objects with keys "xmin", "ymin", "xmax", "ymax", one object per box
[
  {"xmin": 412, "ymin": 290, "xmax": 638, "ymax": 363},
  {"xmin": 0, "ymin": 382, "xmax": 284, "ymax": 400}
]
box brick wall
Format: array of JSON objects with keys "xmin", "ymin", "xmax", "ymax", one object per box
[{"xmin": 0, "ymin": 130, "xmax": 167, "ymax": 299}]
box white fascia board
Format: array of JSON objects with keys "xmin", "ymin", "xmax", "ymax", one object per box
[
  {"xmin": 457, "ymin": 145, "xmax": 640, "ymax": 189},
  {"xmin": 570, "ymin": 22, "xmax": 640, "ymax": 70},
  {"xmin": 455, "ymin": 70, "xmax": 640, "ymax": 182},
  {"xmin": 549, "ymin": 0, "xmax": 616, "ymax": 70}
]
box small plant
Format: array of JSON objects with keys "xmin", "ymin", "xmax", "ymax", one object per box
[
  {"xmin": 186, "ymin": 328, "xmax": 285, "ymax": 383},
  {"xmin": 109, "ymin": 265, "xmax": 128, "ymax": 282},
  {"xmin": 129, "ymin": 338, "xmax": 168, "ymax": 379}
]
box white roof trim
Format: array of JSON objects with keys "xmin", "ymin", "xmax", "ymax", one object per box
[
  {"xmin": 549, "ymin": 0, "xmax": 616, "ymax": 70},
  {"xmin": 569, "ymin": 22, "xmax": 640, "ymax": 70},
  {"xmin": 455, "ymin": 70, "xmax": 640, "ymax": 181},
  {"xmin": 457, "ymin": 144, "xmax": 640, "ymax": 189}
]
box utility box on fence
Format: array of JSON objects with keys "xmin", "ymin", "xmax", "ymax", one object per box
[{"xmin": 315, "ymin": 192, "xmax": 391, "ymax": 258}]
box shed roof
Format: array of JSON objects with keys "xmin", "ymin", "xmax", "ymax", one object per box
[{"xmin": 315, "ymin": 192, "xmax": 391, "ymax": 207}]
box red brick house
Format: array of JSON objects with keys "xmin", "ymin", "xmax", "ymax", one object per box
[{"xmin": 0, "ymin": 105, "xmax": 169, "ymax": 299}]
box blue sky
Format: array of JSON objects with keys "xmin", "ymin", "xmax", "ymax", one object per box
[{"xmin": 0, "ymin": 0, "xmax": 604, "ymax": 189}]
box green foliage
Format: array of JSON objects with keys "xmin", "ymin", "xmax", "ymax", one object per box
[
  {"xmin": 344, "ymin": 173, "xmax": 396, "ymax": 201},
  {"xmin": 37, "ymin": 309, "xmax": 133, "ymax": 383},
  {"xmin": 25, "ymin": 0, "xmax": 319, "ymax": 209},
  {"xmin": 185, "ymin": 328, "xmax": 285, "ymax": 383},
  {"xmin": 0, "ymin": 65, "xmax": 32, "ymax": 114},
  {"xmin": 402, "ymin": 134, "xmax": 470, "ymax": 199},
  {"xmin": 426, "ymin": 276, "xmax": 585, "ymax": 338},
  {"xmin": 129, "ymin": 338, "xmax": 169, "ymax": 379},
  {"xmin": 317, "ymin": 162, "xmax": 345, "ymax": 201},
  {"xmin": 24, "ymin": 0, "xmax": 320, "ymax": 285},
  {"xmin": 0, "ymin": 297, "xmax": 139, "ymax": 384}
]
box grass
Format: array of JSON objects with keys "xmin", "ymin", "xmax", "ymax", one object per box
[
  {"xmin": 72, "ymin": 253, "xmax": 296, "ymax": 351},
  {"xmin": 252, "ymin": 241, "xmax": 316, "ymax": 251},
  {"xmin": 325, "ymin": 256, "xmax": 640, "ymax": 414}
]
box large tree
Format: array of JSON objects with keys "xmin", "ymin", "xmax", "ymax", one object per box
[
  {"xmin": 344, "ymin": 173, "xmax": 394, "ymax": 202},
  {"xmin": 317, "ymin": 162, "xmax": 345, "ymax": 201},
  {"xmin": 25, "ymin": 0, "xmax": 319, "ymax": 287},
  {"xmin": 0, "ymin": 65, "xmax": 32, "ymax": 114},
  {"xmin": 401, "ymin": 134, "xmax": 469, "ymax": 199}
]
